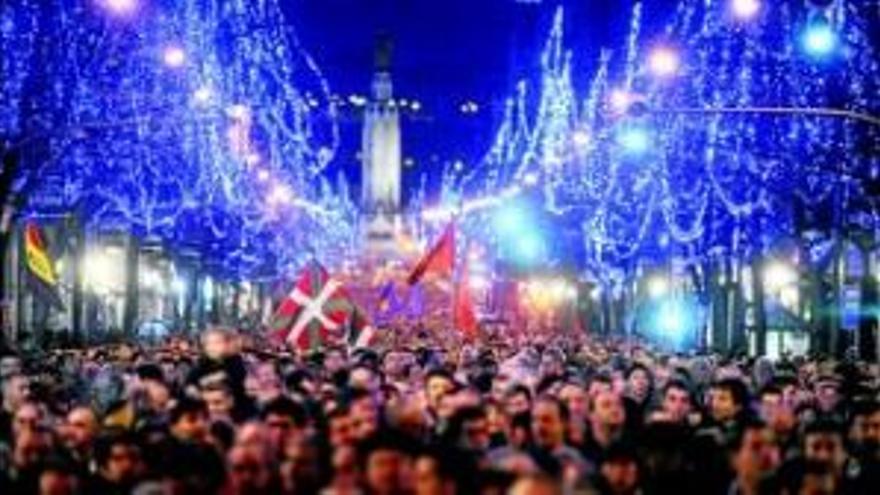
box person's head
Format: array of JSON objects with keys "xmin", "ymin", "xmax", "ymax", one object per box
[
  {"xmin": 588, "ymin": 372, "xmax": 614, "ymax": 397},
  {"xmin": 710, "ymin": 378, "xmax": 748, "ymax": 423},
  {"xmin": 781, "ymin": 460, "xmax": 837, "ymax": 495},
  {"xmin": 507, "ymin": 474, "xmax": 562, "ymax": 495},
  {"xmin": 803, "ymin": 420, "xmax": 847, "ymax": 477},
  {"xmin": 3, "ymin": 373, "xmax": 31, "ymax": 411},
  {"xmin": 169, "ymin": 397, "xmax": 209, "ymax": 443},
  {"xmin": 591, "ymin": 390, "xmax": 626, "ymax": 433},
  {"xmin": 328, "ymin": 406, "xmax": 355, "ymax": 449},
  {"xmin": 226, "ymin": 443, "xmax": 273, "ymax": 494},
  {"xmin": 201, "ymin": 328, "xmax": 231, "ymax": 360},
  {"xmin": 758, "ymin": 385, "xmax": 784, "ymax": 423},
  {"xmin": 262, "ymin": 397, "xmax": 307, "ymax": 452},
  {"xmin": 38, "ymin": 458, "xmax": 82, "ymax": 495},
  {"xmin": 63, "ymin": 406, "xmax": 99, "ymax": 455},
  {"xmin": 559, "ymin": 382, "xmax": 588, "ymax": 420},
  {"xmin": 13, "ymin": 425, "xmax": 54, "ymax": 471},
  {"xmin": 814, "ymin": 377, "xmax": 841, "ymax": 414},
  {"xmin": 414, "ymin": 448, "xmax": 468, "ymax": 495},
  {"xmin": 660, "ymin": 380, "xmax": 692, "ymax": 423},
  {"xmin": 359, "ymin": 431, "xmax": 417, "ymax": 495},
  {"xmin": 279, "ymin": 435, "xmax": 324, "ymax": 494},
  {"xmin": 136, "ymin": 363, "xmax": 170, "ymax": 409},
  {"xmin": 350, "ymin": 363, "xmax": 382, "ymax": 394},
  {"xmin": 13, "ymin": 400, "xmax": 45, "ymax": 438},
  {"xmin": 849, "ymin": 401, "xmax": 880, "ymax": 456},
  {"xmin": 450, "ymin": 406, "xmax": 490, "ymax": 452},
  {"xmin": 600, "ymin": 442, "xmax": 640, "ymax": 495},
  {"xmin": 324, "ymin": 347, "xmax": 347, "ymax": 375},
  {"xmin": 201, "ymin": 384, "xmax": 235, "ymax": 421},
  {"xmin": 424, "ymin": 368, "xmax": 456, "ymax": 411},
  {"xmin": 730, "ymin": 420, "xmax": 781, "ymax": 489},
  {"xmin": 350, "ymin": 388, "xmax": 381, "ymax": 440},
  {"xmin": 0, "ymin": 353, "xmax": 22, "ymax": 380},
  {"xmin": 95, "ymin": 430, "xmax": 145, "ymax": 485},
  {"xmin": 531, "ymin": 396, "xmax": 569, "ymax": 451},
  {"xmin": 625, "ymin": 364, "xmax": 654, "ymax": 404},
  {"xmin": 505, "ymin": 384, "xmax": 533, "ymax": 417}
]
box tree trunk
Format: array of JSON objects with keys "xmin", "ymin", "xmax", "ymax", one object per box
[
  {"xmin": 69, "ymin": 214, "xmax": 85, "ymax": 345},
  {"xmin": 857, "ymin": 249, "xmax": 878, "ymax": 362},
  {"xmin": 751, "ymin": 257, "xmax": 768, "ymax": 356},
  {"xmin": 122, "ymin": 234, "xmax": 140, "ymax": 336}
]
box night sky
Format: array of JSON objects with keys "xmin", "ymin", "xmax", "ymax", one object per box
[{"xmin": 286, "ymin": 0, "xmax": 682, "ymax": 199}]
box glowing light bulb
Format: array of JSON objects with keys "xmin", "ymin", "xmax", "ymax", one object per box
[
  {"xmin": 101, "ymin": 0, "xmax": 138, "ymax": 15},
  {"xmin": 731, "ymin": 0, "xmax": 761, "ymax": 20},
  {"xmin": 162, "ymin": 45, "xmax": 186, "ymax": 68},
  {"xmin": 803, "ymin": 22, "xmax": 837, "ymax": 58},
  {"xmin": 648, "ymin": 47, "xmax": 681, "ymax": 77}
]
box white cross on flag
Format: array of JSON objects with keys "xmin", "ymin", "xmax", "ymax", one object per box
[{"xmin": 270, "ymin": 261, "xmax": 371, "ymax": 351}]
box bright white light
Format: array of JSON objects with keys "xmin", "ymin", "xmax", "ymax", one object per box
[
  {"xmin": 803, "ymin": 22, "xmax": 837, "ymax": 57},
  {"xmin": 572, "ymin": 130, "xmax": 591, "ymax": 148},
  {"xmin": 140, "ymin": 268, "xmax": 163, "ymax": 290},
  {"xmin": 590, "ymin": 287, "xmax": 602, "ymax": 301},
  {"xmin": 193, "ymin": 86, "xmax": 214, "ymax": 104},
  {"xmin": 268, "ymin": 184, "xmax": 293, "ymax": 205},
  {"xmin": 245, "ymin": 153, "xmax": 261, "ymax": 166},
  {"xmin": 172, "ymin": 277, "xmax": 187, "ymax": 295},
  {"xmin": 648, "ymin": 47, "xmax": 681, "ymax": 77},
  {"xmin": 659, "ymin": 302, "xmax": 684, "ymax": 335},
  {"xmin": 469, "ymin": 274, "xmax": 489, "ymax": 290},
  {"xmin": 203, "ymin": 277, "xmax": 214, "ymax": 303},
  {"xmin": 617, "ymin": 127, "xmax": 651, "ymax": 154},
  {"xmin": 609, "ymin": 89, "xmax": 635, "ymax": 114},
  {"xmin": 764, "ymin": 262, "xmax": 797, "ymax": 290},
  {"xmin": 731, "ymin": 0, "xmax": 761, "ymax": 19},
  {"xmin": 84, "ymin": 248, "xmax": 124, "ymax": 293},
  {"xmin": 550, "ymin": 279, "xmax": 569, "ymax": 300},
  {"xmin": 162, "ymin": 45, "xmax": 186, "ymax": 68},
  {"xmin": 647, "ymin": 277, "xmax": 670, "ymax": 298},
  {"xmin": 227, "ymin": 104, "xmax": 250, "ymax": 120},
  {"xmin": 101, "ymin": 0, "xmax": 138, "ymax": 15},
  {"xmin": 256, "ymin": 169, "xmax": 270, "ymax": 182},
  {"xmin": 523, "ymin": 172, "xmax": 539, "ymax": 185},
  {"xmin": 411, "ymin": 101, "xmax": 422, "ymax": 112}
]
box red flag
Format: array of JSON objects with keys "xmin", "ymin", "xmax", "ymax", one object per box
[
  {"xmin": 454, "ymin": 260, "xmax": 479, "ymax": 339},
  {"xmin": 270, "ymin": 261, "xmax": 364, "ymax": 351},
  {"xmin": 407, "ymin": 224, "xmax": 455, "ymax": 285}
]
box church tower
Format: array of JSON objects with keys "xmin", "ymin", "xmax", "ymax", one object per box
[{"xmin": 361, "ymin": 35, "xmax": 403, "ymax": 256}]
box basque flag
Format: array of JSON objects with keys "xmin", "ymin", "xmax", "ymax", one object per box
[{"xmin": 270, "ymin": 261, "xmax": 369, "ymax": 351}]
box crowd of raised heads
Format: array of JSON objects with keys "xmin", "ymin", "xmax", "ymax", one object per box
[{"xmin": 0, "ymin": 326, "xmax": 879, "ymax": 495}]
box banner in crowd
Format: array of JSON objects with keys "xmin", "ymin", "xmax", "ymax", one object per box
[
  {"xmin": 270, "ymin": 260, "xmax": 372, "ymax": 350},
  {"xmin": 23, "ymin": 221, "xmax": 64, "ymax": 310}
]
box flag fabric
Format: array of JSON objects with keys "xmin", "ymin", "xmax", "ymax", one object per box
[
  {"xmin": 346, "ymin": 308, "xmax": 376, "ymax": 349},
  {"xmin": 454, "ymin": 260, "xmax": 479, "ymax": 339},
  {"xmin": 407, "ymin": 224, "xmax": 455, "ymax": 286},
  {"xmin": 270, "ymin": 261, "xmax": 365, "ymax": 351},
  {"xmin": 23, "ymin": 222, "xmax": 64, "ymax": 310}
]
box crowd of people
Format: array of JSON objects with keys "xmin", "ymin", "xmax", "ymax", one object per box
[{"xmin": 0, "ymin": 327, "xmax": 878, "ymax": 494}]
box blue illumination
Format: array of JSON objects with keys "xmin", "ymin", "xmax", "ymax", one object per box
[
  {"xmin": 617, "ymin": 126, "xmax": 651, "ymax": 154},
  {"xmin": 516, "ymin": 233, "xmax": 544, "ymax": 261},
  {"xmin": 494, "ymin": 205, "xmax": 529, "ymax": 234},
  {"xmin": 802, "ymin": 21, "xmax": 837, "ymax": 57}
]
